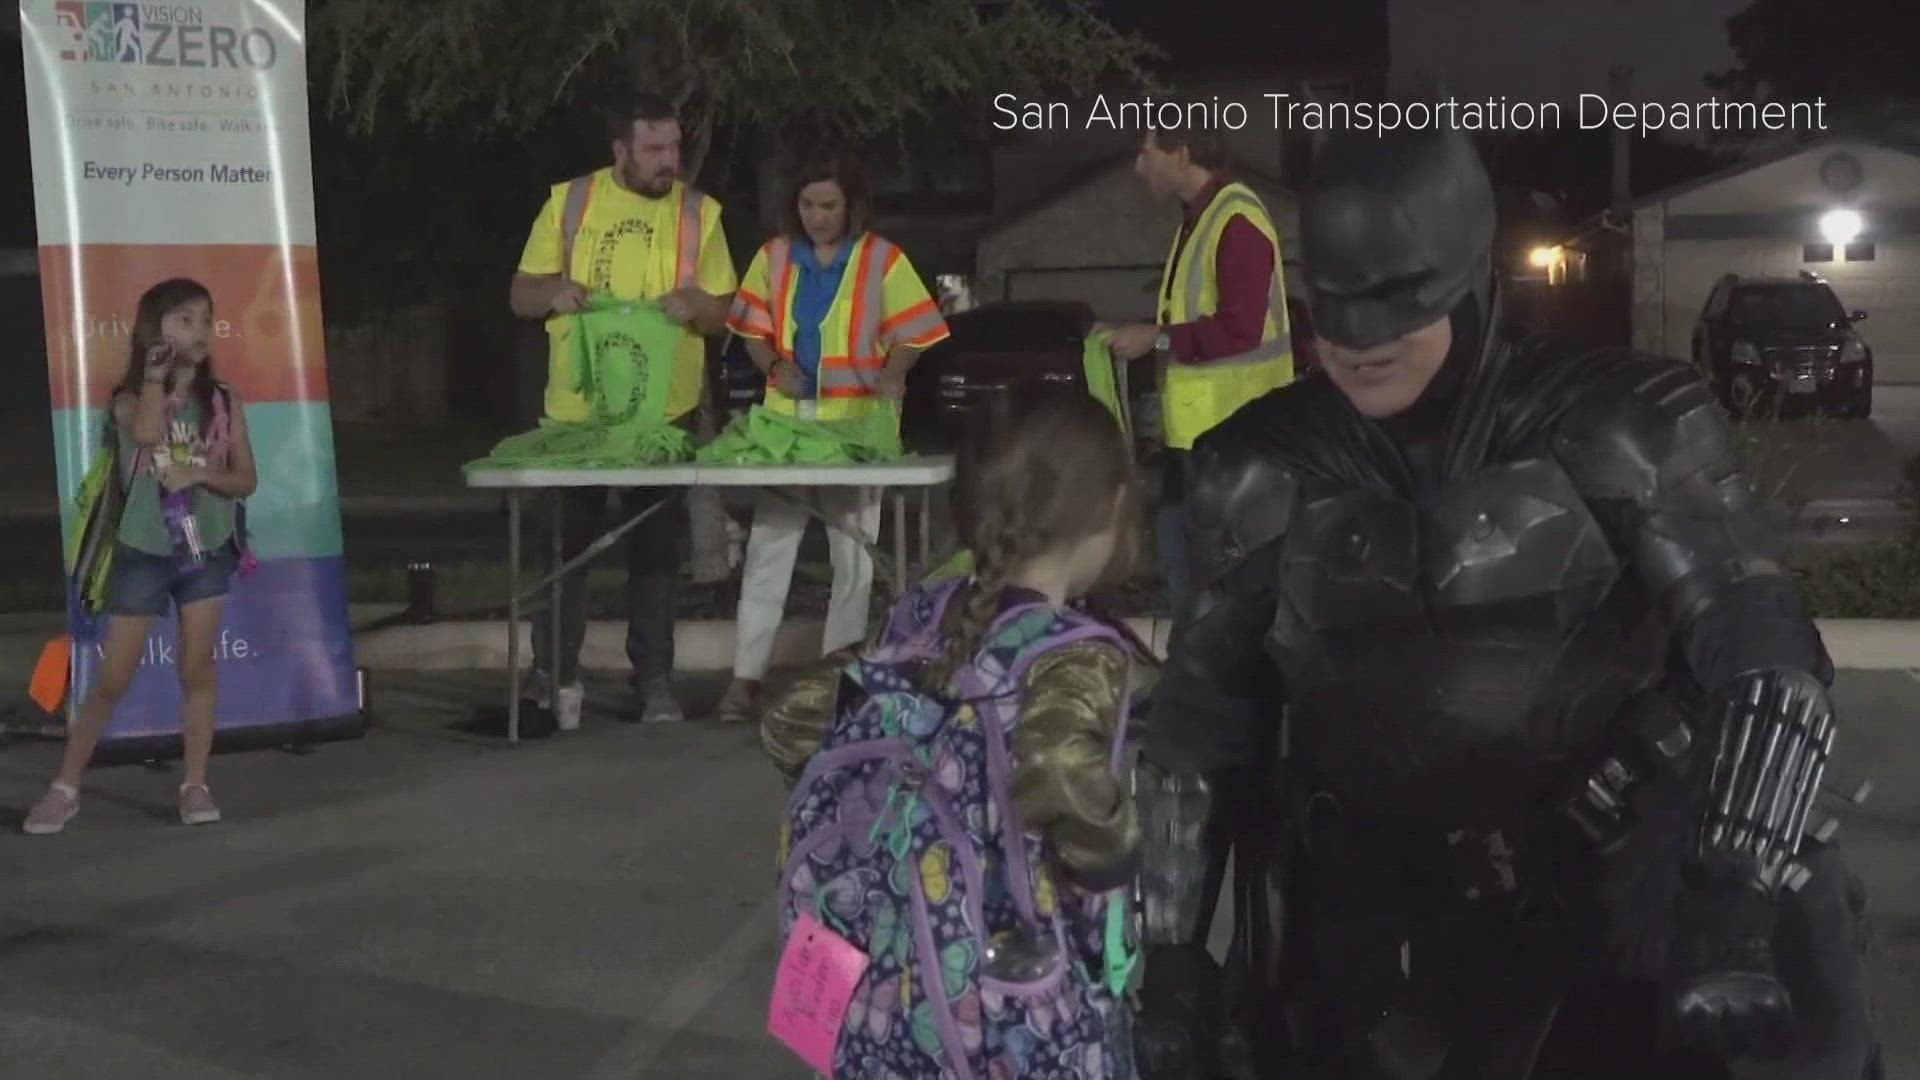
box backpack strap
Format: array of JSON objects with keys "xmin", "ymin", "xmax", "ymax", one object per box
[
  {"xmin": 959, "ymin": 604, "xmax": 1132, "ymax": 943},
  {"xmin": 558, "ymin": 174, "xmax": 595, "ymax": 282},
  {"xmin": 213, "ymin": 384, "xmax": 257, "ymax": 571},
  {"xmin": 107, "ymin": 394, "xmax": 149, "ymax": 490},
  {"xmin": 208, "ymin": 382, "xmax": 233, "ymax": 467}
]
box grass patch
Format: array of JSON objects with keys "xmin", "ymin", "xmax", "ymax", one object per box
[{"xmin": 1794, "ymin": 530, "xmax": 1920, "ymax": 619}]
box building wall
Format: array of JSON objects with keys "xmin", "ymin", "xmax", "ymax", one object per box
[
  {"xmin": 1632, "ymin": 203, "xmax": 1667, "ymax": 355},
  {"xmin": 976, "ymin": 165, "xmax": 1302, "ymax": 320},
  {"xmin": 1665, "ymin": 142, "xmax": 1920, "ymax": 216}
]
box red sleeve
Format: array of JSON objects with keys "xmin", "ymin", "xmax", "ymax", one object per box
[{"xmin": 1164, "ymin": 215, "xmax": 1276, "ymax": 364}]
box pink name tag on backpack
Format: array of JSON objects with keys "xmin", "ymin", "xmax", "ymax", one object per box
[{"xmin": 768, "ymin": 912, "xmax": 870, "ymax": 1074}]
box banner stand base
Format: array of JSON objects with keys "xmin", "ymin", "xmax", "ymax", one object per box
[{"xmin": 91, "ymin": 712, "xmax": 369, "ymax": 769}]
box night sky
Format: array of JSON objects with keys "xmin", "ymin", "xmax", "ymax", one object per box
[{"xmin": 1391, "ymin": 0, "xmax": 1749, "ymax": 119}]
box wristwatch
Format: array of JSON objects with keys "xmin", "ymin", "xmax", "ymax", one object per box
[{"xmin": 1153, "ymin": 330, "xmax": 1171, "ymax": 355}]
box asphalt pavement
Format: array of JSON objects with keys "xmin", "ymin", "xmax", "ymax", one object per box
[{"xmin": 1, "ymin": 667, "xmax": 1916, "ymax": 1078}]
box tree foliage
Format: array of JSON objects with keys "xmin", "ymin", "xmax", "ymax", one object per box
[
  {"xmin": 311, "ymin": 0, "xmax": 1154, "ymax": 178},
  {"xmin": 1708, "ymin": 0, "xmax": 1920, "ymax": 115}
]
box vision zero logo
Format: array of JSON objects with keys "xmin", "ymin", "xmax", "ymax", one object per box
[{"xmin": 52, "ymin": 3, "xmax": 278, "ymax": 69}]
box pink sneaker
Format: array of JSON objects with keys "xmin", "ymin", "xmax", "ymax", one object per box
[
  {"xmin": 23, "ymin": 783, "xmax": 78, "ymax": 835},
  {"xmin": 178, "ymin": 783, "xmax": 221, "ymax": 826}
]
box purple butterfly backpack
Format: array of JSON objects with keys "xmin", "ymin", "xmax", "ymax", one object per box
[{"xmin": 775, "ymin": 577, "xmax": 1140, "ymax": 1080}]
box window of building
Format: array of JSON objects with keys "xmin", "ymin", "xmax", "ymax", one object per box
[{"xmin": 1803, "ymin": 242, "xmax": 1834, "ymax": 263}]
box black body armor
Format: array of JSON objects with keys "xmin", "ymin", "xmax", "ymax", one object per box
[{"xmin": 1138, "ymin": 301, "xmax": 1877, "ymax": 1079}]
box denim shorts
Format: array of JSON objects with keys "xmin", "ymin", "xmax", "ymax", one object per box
[{"xmin": 106, "ymin": 541, "xmax": 239, "ymax": 617}]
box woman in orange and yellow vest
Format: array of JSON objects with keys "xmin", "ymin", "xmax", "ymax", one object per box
[{"xmin": 717, "ymin": 154, "xmax": 950, "ymax": 724}]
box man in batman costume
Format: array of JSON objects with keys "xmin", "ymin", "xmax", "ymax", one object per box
[{"xmin": 1131, "ymin": 128, "xmax": 1881, "ymax": 1079}]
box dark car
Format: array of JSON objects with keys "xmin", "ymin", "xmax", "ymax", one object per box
[
  {"xmin": 912, "ymin": 300, "xmax": 1121, "ymax": 453},
  {"xmin": 712, "ymin": 295, "xmax": 1322, "ymax": 453},
  {"xmin": 1691, "ymin": 272, "xmax": 1874, "ymax": 418}
]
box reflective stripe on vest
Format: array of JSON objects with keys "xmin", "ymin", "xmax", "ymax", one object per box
[
  {"xmin": 559, "ymin": 174, "xmax": 706, "ymax": 289},
  {"xmin": 560, "ymin": 175, "xmax": 595, "ymax": 276},
  {"xmin": 673, "ymin": 189, "xmax": 706, "ymax": 288},
  {"xmin": 1163, "ymin": 188, "xmax": 1287, "ymax": 367},
  {"xmin": 1184, "ymin": 195, "xmax": 1287, "ymax": 369}
]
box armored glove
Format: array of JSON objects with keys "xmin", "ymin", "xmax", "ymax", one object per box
[
  {"xmin": 1135, "ymin": 942, "xmax": 1230, "ymax": 1079},
  {"xmin": 1667, "ymin": 668, "xmax": 1835, "ymax": 1059},
  {"xmin": 1667, "ymin": 875, "xmax": 1794, "ymax": 1058}
]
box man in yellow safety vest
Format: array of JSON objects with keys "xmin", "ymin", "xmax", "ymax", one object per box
[
  {"xmin": 508, "ymin": 93, "xmax": 738, "ymax": 728},
  {"xmin": 1102, "ymin": 123, "xmax": 1294, "ymax": 617}
]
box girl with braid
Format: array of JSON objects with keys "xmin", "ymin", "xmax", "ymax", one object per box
[{"xmin": 762, "ymin": 386, "xmax": 1155, "ymax": 1077}]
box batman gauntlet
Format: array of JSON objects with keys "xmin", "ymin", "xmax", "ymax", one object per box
[
  {"xmin": 1133, "ymin": 761, "xmax": 1226, "ymax": 1079},
  {"xmin": 1668, "ymin": 668, "xmax": 1837, "ymax": 1059},
  {"xmin": 1137, "ymin": 762, "xmax": 1213, "ymax": 943}
]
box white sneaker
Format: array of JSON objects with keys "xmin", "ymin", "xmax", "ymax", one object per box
[{"xmin": 555, "ymin": 684, "xmax": 585, "ymax": 731}]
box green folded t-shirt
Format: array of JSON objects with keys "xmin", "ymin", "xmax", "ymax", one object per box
[{"xmin": 696, "ymin": 405, "xmax": 904, "ymax": 466}]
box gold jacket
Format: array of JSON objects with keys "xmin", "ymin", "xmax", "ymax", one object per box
[{"xmin": 762, "ymin": 637, "xmax": 1157, "ymax": 889}]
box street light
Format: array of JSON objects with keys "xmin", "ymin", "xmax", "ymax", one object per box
[
  {"xmin": 1528, "ymin": 245, "xmax": 1558, "ymax": 269},
  {"xmin": 1820, "ymin": 209, "xmax": 1863, "ymax": 246}
]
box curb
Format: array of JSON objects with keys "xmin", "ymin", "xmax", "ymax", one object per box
[
  {"xmin": 350, "ymin": 616, "xmax": 1917, "ymax": 673},
  {"xmin": 4, "ymin": 612, "xmax": 1912, "ymax": 676},
  {"xmin": 350, "ymin": 616, "xmax": 1176, "ymax": 673},
  {"xmin": 0, "ymin": 492, "xmax": 503, "ymax": 522},
  {"xmin": 1809, "ymin": 619, "xmax": 1920, "ymax": 671}
]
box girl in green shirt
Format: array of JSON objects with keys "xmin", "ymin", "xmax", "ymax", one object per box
[{"xmin": 25, "ymin": 278, "xmax": 258, "ymax": 835}]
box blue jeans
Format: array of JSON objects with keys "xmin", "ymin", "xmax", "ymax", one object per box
[
  {"xmin": 1155, "ymin": 500, "xmax": 1190, "ymax": 620},
  {"xmin": 1105, "ymin": 1000, "xmax": 1139, "ymax": 1080},
  {"xmin": 529, "ymin": 486, "xmax": 682, "ymax": 686},
  {"xmin": 106, "ymin": 541, "xmax": 238, "ymax": 616}
]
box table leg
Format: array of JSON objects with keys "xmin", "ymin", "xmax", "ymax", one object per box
[
  {"xmin": 918, "ymin": 486, "xmax": 931, "ymax": 572},
  {"xmin": 892, "ymin": 490, "xmax": 908, "ymax": 597},
  {"xmin": 550, "ymin": 488, "xmax": 563, "ymax": 724},
  {"xmin": 507, "ymin": 491, "xmax": 522, "ymax": 746}
]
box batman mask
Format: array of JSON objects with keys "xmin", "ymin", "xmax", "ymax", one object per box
[{"xmin": 1300, "ymin": 128, "xmax": 1497, "ymax": 351}]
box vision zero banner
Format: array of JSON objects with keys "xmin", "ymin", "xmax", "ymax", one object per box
[{"xmin": 20, "ymin": 0, "xmax": 361, "ymax": 744}]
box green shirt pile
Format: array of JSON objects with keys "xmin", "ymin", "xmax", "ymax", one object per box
[
  {"xmin": 469, "ymin": 296, "xmax": 694, "ymax": 469},
  {"xmin": 696, "ymin": 405, "xmax": 903, "ymax": 466}
]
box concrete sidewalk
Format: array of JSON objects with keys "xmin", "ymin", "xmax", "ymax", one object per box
[
  {"xmin": 1, "ymin": 667, "xmax": 1915, "ymax": 1078},
  {"xmin": 0, "ymin": 490, "xmax": 504, "ymax": 522}
]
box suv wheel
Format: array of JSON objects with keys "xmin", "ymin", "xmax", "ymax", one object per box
[{"xmin": 1845, "ymin": 384, "xmax": 1873, "ymax": 419}]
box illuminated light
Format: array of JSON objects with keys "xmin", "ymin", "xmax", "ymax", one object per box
[
  {"xmin": 1820, "ymin": 209, "xmax": 1863, "ymax": 246},
  {"xmin": 1528, "ymin": 245, "xmax": 1558, "ymax": 268}
]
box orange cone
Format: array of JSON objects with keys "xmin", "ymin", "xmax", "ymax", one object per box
[{"xmin": 28, "ymin": 636, "xmax": 70, "ymax": 716}]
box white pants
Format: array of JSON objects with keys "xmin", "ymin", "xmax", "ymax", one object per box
[{"xmin": 732, "ymin": 486, "xmax": 883, "ymax": 680}]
